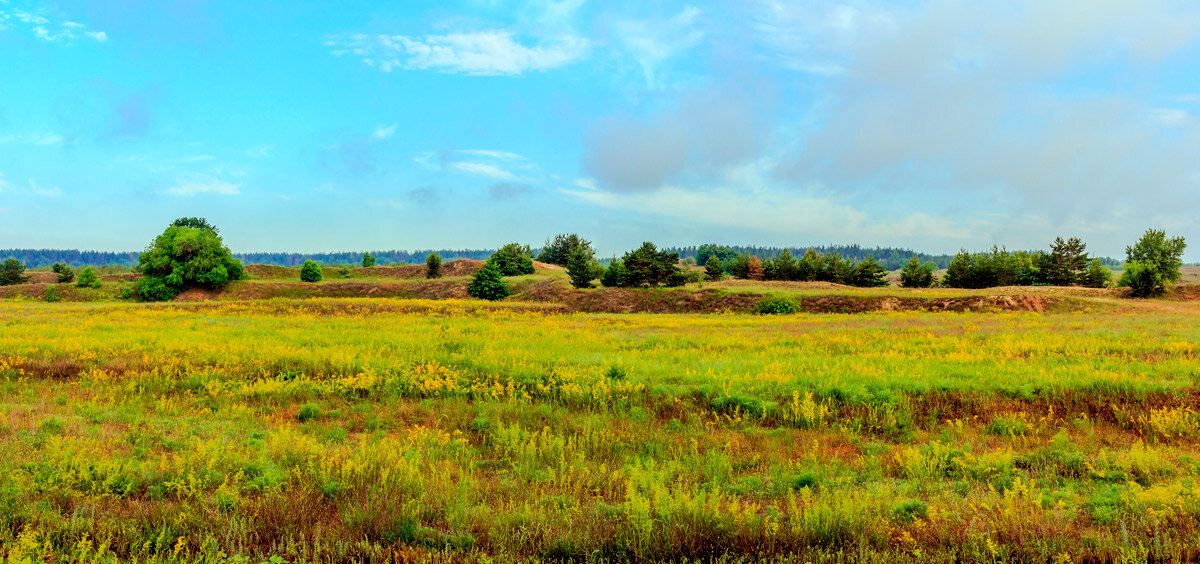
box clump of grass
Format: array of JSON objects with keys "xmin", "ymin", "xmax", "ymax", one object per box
[
  {"xmin": 893, "ymin": 498, "xmax": 928, "ymax": 523},
  {"xmin": 296, "ymin": 403, "xmax": 321, "ymax": 422}
]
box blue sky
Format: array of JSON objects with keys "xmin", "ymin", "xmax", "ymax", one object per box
[{"xmin": 2, "ymin": 0, "xmax": 1199, "ymax": 258}]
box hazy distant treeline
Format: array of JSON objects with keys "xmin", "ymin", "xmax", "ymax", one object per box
[{"xmin": 0, "ymin": 249, "xmax": 499, "ymax": 268}]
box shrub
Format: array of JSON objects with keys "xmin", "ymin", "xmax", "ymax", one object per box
[
  {"xmin": 468, "ymin": 261, "xmax": 509, "ymax": 301},
  {"xmin": 426, "ymin": 253, "xmax": 442, "ymax": 279},
  {"xmin": 0, "ymin": 258, "xmax": 28, "ymax": 286},
  {"xmin": 300, "ymin": 260, "xmax": 323, "ymax": 283},
  {"xmin": 756, "ymin": 295, "xmax": 799, "ymax": 315},
  {"xmin": 488, "ymin": 243, "xmax": 535, "ymax": 276},
  {"xmin": 43, "ymin": 285, "xmax": 60, "ymax": 303},
  {"xmin": 75, "ymin": 266, "xmax": 101, "ymax": 289},
  {"xmin": 704, "ymin": 255, "xmax": 724, "ymax": 281},
  {"xmin": 51, "ymin": 263, "xmax": 75, "ymax": 283},
  {"xmin": 893, "ymin": 499, "xmax": 928, "ymax": 523},
  {"xmin": 361, "ymin": 252, "xmax": 375, "ymax": 268},
  {"xmin": 136, "ymin": 218, "xmax": 245, "ymax": 301}
]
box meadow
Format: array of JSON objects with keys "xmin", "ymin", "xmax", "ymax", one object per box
[{"xmin": 2, "ymin": 297, "xmax": 1200, "ymax": 562}]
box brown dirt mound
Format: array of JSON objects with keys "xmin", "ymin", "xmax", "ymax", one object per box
[
  {"xmin": 532, "ymin": 261, "xmax": 566, "ymax": 271},
  {"xmin": 244, "ymin": 259, "xmax": 483, "ymax": 281},
  {"xmin": 25, "ymin": 272, "xmax": 58, "ymax": 284}
]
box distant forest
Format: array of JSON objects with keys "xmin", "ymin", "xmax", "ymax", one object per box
[{"xmin": 2, "ymin": 245, "xmax": 1122, "ymax": 270}]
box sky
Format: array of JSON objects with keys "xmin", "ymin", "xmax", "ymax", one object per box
[{"xmin": 1, "ymin": 0, "xmax": 1199, "ymax": 258}]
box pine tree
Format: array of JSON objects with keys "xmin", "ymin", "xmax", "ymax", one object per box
[
  {"xmin": 704, "ymin": 255, "xmax": 724, "ymax": 281},
  {"xmin": 747, "ymin": 256, "xmax": 764, "ymax": 280},
  {"xmin": 426, "ymin": 253, "xmax": 442, "ymax": 279},
  {"xmin": 566, "ymin": 249, "xmax": 598, "ymax": 289},
  {"xmin": 361, "ymin": 252, "xmax": 376, "ymax": 268}
]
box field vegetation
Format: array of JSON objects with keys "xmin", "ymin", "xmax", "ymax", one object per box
[{"xmin": 2, "ymin": 298, "xmax": 1200, "ymax": 562}]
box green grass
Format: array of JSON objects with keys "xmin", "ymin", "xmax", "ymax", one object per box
[{"xmin": 1, "ymin": 298, "xmax": 1199, "ymax": 562}]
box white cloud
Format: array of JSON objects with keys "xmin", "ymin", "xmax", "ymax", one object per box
[
  {"xmin": 162, "ymin": 177, "xmax": 241, "ymax": 197},
  {"xmin": 26, "ymin": 179, "xmax": 61, "ymax": 198},
  {"xmin": 6, "ymin": 7, "xmax": 106, "ymax": 44},
  {"xmin": 452, "ymin": 161, "xmax": 520, "ymax": 180},
  {"xmin": 613, "ymin": 6, "xmax": 704, "ymax": 88},
  {"xmin": 371, "ymin": 125, "xmax": 397, "ymax": 140},
  {"xmin": 1154, "ymin": 108, "xmax": 1192, "ymax": 127},
  {"xmin": 574, "ymin": 177, "xmax": 598, "ymax": 190},
  {"xmin": 328, "ymin": 30, "xmax": 589, "ymax": 75},
  {"xmin": 0, "ymin": 133, "xmax": 64, "ymax": 146},
  {"xmin": 246, "ymin": 144, "xmax": 274, "ymax": 158}
]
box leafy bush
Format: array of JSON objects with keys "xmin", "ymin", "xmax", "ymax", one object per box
[
  {"xmin": 0, "ymin": 258, "xmax": 28, "ymax": 286},
  {"xmin": 136, "ymin": 219, "xmax": 245, "ymax": 300},
  {"xmin": 300, "ymin": 260, "xmax": 323, "ymax": 283},
  {"xmin": 756, "ymin": 295, "xmax": 799, "ymax": 315},
  {"xmin": 75, "ymin": 266, "xmax": 101, "ymax": 289},
  {"xmin": 426, "ymin": 252, "xmax": 442, "ymax": 279},
  {"xmin": 51, "ymin": 263, "xmax": 75, "ymax": 283},
  {"xmin": 361, "ymin": 252, "xmax": 375, "ymax": 267},
  {"xmin": 488, "ymin": 243, "xmax": 535, "ymax": 276},
  {"xmin": 43, "ymin": 285, "xmax": 60, "ymax": 303},
  {"xmin": 468, "ymin": 261, "xmax": 509, "ymax": 301},
  {"xmin": 893, "ymin": 499, "xmax": 928, "ymax": 523}
]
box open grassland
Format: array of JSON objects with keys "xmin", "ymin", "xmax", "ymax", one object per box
[{"xmin": 3, "ymin": 300, "xmax": 1200, "ymax": 562}]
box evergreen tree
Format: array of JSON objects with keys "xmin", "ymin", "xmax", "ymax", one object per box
[
  {"xmin": 772, "ymin": 249, "xmax": 798, "ymax": 281},
  {"xmin": 619, "ymin": 242, "xmax": 682, "ymax": 287},
  {"xmin": 1082, "ymin": 258, "xmax": 1112, "ymax": 288},
  {"xmin": 851, "ymin": 256, "xmax": 889, "ymax": 287},
  {"xmin": 942, "ymin": 251, "xmax": 972, "ymax": 288},
  {"xmin": 468, "ymin": 261, "xmax": 509, "ymax": 300},
  {"xmin": 0, "ymin": 258, "xmax": 29, "ymax": 286},
  {"xmin": 566, "ymin": 249, "xmax": 600, "ymax": 289},
  {"xmin": 361, "ymin": 252, "xmax": 376, "ymax": 268},
  {"xmin": 1047, "ymin": 236, "xmax": 1088, "ymax": 286},
  {"xmin": 300, "ymin": 260, "xmax": 323, "ymax": 283},
  {"xmin": 537, "ymin": 234, "xmax": 594, "ymax": 266},
  {"xmin": 52, "ymin": 262, "xmax": 75, "ymax": 283},
  {"xmin": 747, "ymin": 256, "xmax": 764, "ymax": 280},
  {"xmin": 425, "ymin": 253, "xmax": 442, "ymax": 279},
  {"xmin": 899, "ymin": 256, "xmax": 935, "ymax": 288},
  {"xmin": 600, "ymin": 259, "xmax": 626, "ymax": 287},
  {"xmin": 704, "ymin": 255, "xmax": 725, "ymax": 281}
]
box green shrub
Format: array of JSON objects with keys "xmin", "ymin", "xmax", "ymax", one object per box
[
  {"xmin": 704, "ymin": 254, "xmax": 725, "ymax": 281},
  {"xmin": 361, "ymin": 252, "xmax": 375, "ymax": 268},
  {"xmin": 1118, "ymin": 229, "xmax": 1186, "ymax": 297},
  {"xmin": 468, "ymin": 262, "xmax": 509, "ymax": 301},
  {"xmin": 51, "ymin": 263, "xmax": 75, "ymax": 283},
  {"xmin": 426, "ymin": 252, "xmax": 442, "ymax": 279},
  {"xmin": 296, "ymin": 404, "xmax": 321, "ymax": 422},
  {"xmin": 42, "ymin": 285, "xmax": 60, "ymax": 303},
  {"xmin": 76, "ymin": 266, "xmax": 101, "ymax": 289},
  {"xmin": 893, "ymin": 499, "xmax": 928, "ymax": 523},
  {"xmin": 756, "ymin": 295, "xmax": 799, "ymax": 315},
  {"xmin": 300, "ymin": 260, "xmax": 323, "ymax": 283},
  {"xmin": 566, "ymin": 248, "xmax": 601, "ymax": 289},
  {"xmin": 899, "ymin": 256, "xmax": 936, "ymax": 288}
]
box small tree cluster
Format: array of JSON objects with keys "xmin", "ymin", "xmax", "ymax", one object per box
[
  {"xmin": 940, "ymin": 238, "xmax": 1112, "ymax": 289},
  {"xmin": 487, "ymin": 243, "xmax": 535, "ymax": 276},
  {"xmin": 899, "ymin": 256, "xmax": 938, "ymax": 288},
  {"xmin": 361, "ymin": 252, "xmax": 376, "ymax": 268},
  {"xmin": 601, "ymin": 242, "xmax": 685, "ymax": 288},
  {"xmin": 537, "ymin": 234, "xmax": 595, "ymax": 267},
  {"xmin": 52, "ymin": 263, "xmax": 76, "ymax": 283}
]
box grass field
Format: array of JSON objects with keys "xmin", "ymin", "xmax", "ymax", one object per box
[{"xmin": 2, "ymin": 297, "xmax": 1200, "ymax": 562}]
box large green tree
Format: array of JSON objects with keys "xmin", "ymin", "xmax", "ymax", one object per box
[
  {"xmin": 619, "ymin": 242, "xmax": 684, "ymax": 287},
  {"xmin": 899, "ymin": 256, "xmax": 936, "ymax": 288},
  {"xmin": 136, "ymin": 219, "xmax": 245, "ymax": 301},
  {"xmin": 1119, "ymin": 229, "xmax": 1187, "ymax": 297},
  {"xmin": 1046, "ymin": 236, "xmax": 1088, "ymax": 286},
  {"xmin": 0, "ymin": 258, "xmax": 28, "ymax": 286}
]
